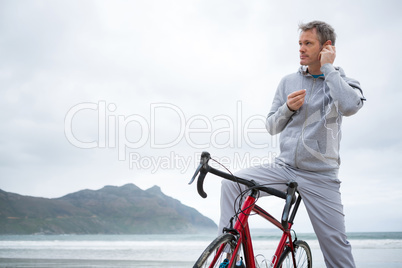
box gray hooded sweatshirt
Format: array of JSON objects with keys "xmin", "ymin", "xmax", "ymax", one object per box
[{"xmin": 266, "ymin": 63, "xmax": 365, "ymax": 173}]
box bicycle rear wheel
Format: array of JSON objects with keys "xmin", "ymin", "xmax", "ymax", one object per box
[
  {"xmin": 276, "ymin": 240, "xmax": 312, "ymax": 268},
  {"xmin": 193, "ymin": 233, "xmax": 242, "ymax": 268}
]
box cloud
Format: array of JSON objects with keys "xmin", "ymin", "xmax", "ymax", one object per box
[{"xmin": 0, "ymin": 0, "xmax": 401, "ymax": 232}]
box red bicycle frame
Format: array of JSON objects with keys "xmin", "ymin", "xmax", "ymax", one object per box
[
  {"xmin": 218, "ymin": 193, "xmax": 298, "ymax": 268},
  {"xmin": 189, "ymin": 151, "xmax": 301, "ymax": 268}
]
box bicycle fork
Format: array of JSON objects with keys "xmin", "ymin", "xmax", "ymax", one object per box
[
  {"xmin": 254, "ymin": 195, "xmax": 302, "ymax": 268},
  {"xmin": 273, "ymin": 195, "xmax": 303, "ymax": 267},
  {"xmin": 222, "ymin": 192, "xmax": 258, "ymax": 268},
  {"xmin": 272, "ymin": 223, "xmax": 297, "ymax": 267}
]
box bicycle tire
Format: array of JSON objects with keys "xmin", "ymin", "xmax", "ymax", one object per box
[
  {"xmin": 193, "ymin": 233, "xmax": 242, "ymax": 268},
  {"xmin": 276, "ymin": 240, "xmax": 312, "ymax": 268}
]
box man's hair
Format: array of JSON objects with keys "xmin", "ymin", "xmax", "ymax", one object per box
[{"xmin": 298, "ymin": 21, "xmax": 336, "ymax": 46}]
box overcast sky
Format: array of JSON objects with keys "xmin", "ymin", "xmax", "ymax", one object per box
[{"xmin": 1, "ymin": 0, "xmax": 401, "ymax": 233}]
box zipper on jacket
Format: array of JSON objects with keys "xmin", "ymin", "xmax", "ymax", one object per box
[{"xmin": 294, "ymin": 78, "xmax": 317, "ymax": 168}]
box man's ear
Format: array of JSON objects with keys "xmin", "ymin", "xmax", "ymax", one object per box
[{"xmin": 324, "ymin": 40, "xmax": 332, "ymax": 46}]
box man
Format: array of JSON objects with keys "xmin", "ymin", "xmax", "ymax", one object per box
[{"xmin": 219, "ymin": 21, "xmax": 365, "ymax": 267}]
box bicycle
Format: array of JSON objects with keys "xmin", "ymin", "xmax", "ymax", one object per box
[{"xmin": 189, "ymin": 152, "xmax": 312, "ymax": 268}]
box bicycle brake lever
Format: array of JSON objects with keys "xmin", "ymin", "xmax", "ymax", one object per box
[
  {"xmin": 188, "ymin": 163, "xmax": 202, "ymax": 185},
  {"xmin": 189, "ymin": 152, "xmax": 211, "ymax": 185}
]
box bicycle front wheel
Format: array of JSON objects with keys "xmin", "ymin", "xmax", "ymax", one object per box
[
  {"xmin": 276, "ymin": 240, "xmax": 312, "ymax": 268},
  {"xmin": 193, "ymin": 233, "xmax": 242, "ymax": 268}
]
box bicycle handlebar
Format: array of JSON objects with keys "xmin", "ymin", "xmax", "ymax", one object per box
[
  {"xmin": 189, "ymin": 151, "xmax": 298, "ymax": 230},
  {"xmin": 188, "ymin": 152, "xmax": 211, "ymax": 198}
]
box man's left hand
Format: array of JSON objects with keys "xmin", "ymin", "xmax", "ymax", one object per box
[{"xmin": 320, "ymin": 45, "xmax": 336, "ymax": 66}]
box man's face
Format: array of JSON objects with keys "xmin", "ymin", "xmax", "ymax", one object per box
[{"xmin": 299, "ymin": 29, "xmax": 322, "ymax": 67}]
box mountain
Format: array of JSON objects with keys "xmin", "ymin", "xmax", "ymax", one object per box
[{"xmin": 0, "ymin": 184, "xmax": 217, "ymax": 234}]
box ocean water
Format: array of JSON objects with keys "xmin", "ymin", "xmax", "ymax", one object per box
[{"xmin": 0, "ymin": 231, "xmax": 401, "ymax": 267}]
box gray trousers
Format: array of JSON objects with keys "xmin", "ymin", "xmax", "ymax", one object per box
[{"xmin": 218, "ymin": 163, "xmax": 355, "ymax": 268}]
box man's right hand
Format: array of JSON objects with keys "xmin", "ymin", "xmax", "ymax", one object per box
[{"xmin": 287, "ymin": 89, "xmax": 306, "ymax": 111}]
